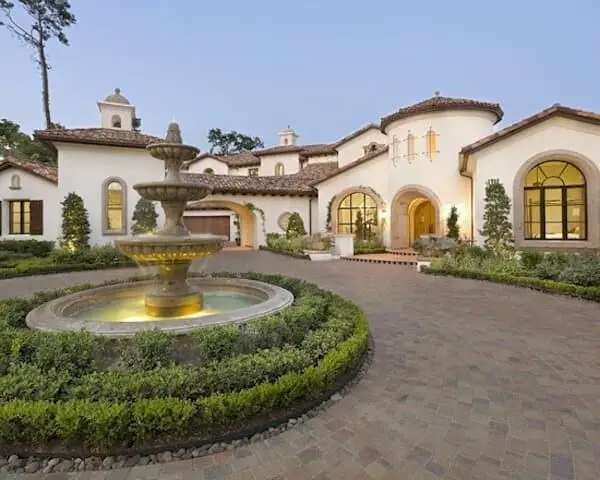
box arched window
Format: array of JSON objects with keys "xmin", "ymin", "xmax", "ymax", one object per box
[
  {"xmin": 524, "ymin": 160, "xmax": 586, "ymax": 240},
  {"xmin": 336, "ymin": 192, "xmax": 378, "ymax": 239},
  {"xmin": 9, "ymin": 174, "xmax": 21, "ymax": 189},
  {"xmin": 275, "ymin": 163, "xmax": 285, "ymax": 176},
  {"xmin": 111, "ymin": 114, "xmax": 122, "ymax": 128},
  {"xmin": 103, "ymin": 178, "xmax": 127, "ymax": 234}
]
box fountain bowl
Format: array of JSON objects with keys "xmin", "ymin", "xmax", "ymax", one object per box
[
  {"xmin": 146, "ymin": 143, "xmax": 199, "ymax": 162},
  {"xmin": 133, "ymin": 182, "xmax": 212, "ymax": 203},
  {"xmin": 26, "ymin": 277, "xmax": 294, "ymax": 338},
  {"xmin": 114, "ymin": 235, "xmax": 224, "ymax": 263}
]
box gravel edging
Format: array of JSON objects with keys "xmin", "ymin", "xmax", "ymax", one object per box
[{"xmin": 0, "ymin": 336, "xmax": 374, "ymax": 475}]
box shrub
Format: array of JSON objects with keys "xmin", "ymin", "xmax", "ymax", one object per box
[
  {"xmin": 60, "ymin": 192, "xmax": 91, "ymax": 252},
  {"xmin": 131, "ymin": 198, "xmax": 159, "ymax": 235},
  {"xmin": 412, "ymin": 236, "xmax": 457, "ymax": 257},
  {"xmin": 303, "ymin": 233, "xmax": 332, "ymax": 252},
  {"xmin": 519, "ymin": 250, "xmax": 545, "ymax": 270},
  {"xmin": 533, "ymin": 252, "xmax": 571, "ymax": 280},
  {"xmin": 0, "ymin": 239, "xmax": 55, "ymax": 257},
  {"xmin": 120, "ymin": 330, "xmax": 173, "ymax": 371},
  {"xmin": 286, "ymin": 212, "xmax": 306, "ymax": 238},
  {"xmin": 557, "ymin": 255, "xmax": 600, "ymax": 286},
  {"xmin": 48, "ymin": 245, "xmax": 132, "ymax": 267},
  {"xmin": 479, "ymin": 179, "xmax": 513, "ymax": 254},
  {"xmin": 446, "ymin": 205, "xmax": 460, "ymax": 240}
]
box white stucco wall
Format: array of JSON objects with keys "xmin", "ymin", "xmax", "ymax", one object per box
[
  {"xmin": 56, "ymin": 143, "xmax": 165, "ymax": 246},
  {"xmin": 471, "ymin": 116, "xmax": 600, "ymax": 245},
  {"xmin": 259, "ymin": 152, "xmax": 301, "ymax": 176},
  {"xmin": 98, "ymin": 102, "xmax": 135, "ymax": 130},
  {"xmin": 336, "ymin": 128, "xmax": 388, "ymax": 167},
  {"xmin": 305, "ymin": 154, "xmax": 338, "ymax": 165},
  {"xmin": 187, "ymin": 157, "xmax": 229, "ymax": 175},
  {"xmin": 0, "ymin": 168, "xmax": 59, "ymax": 242},
  {"xmin": 202, "ymin": 193, "xmax": 312, "ymax": 246}
]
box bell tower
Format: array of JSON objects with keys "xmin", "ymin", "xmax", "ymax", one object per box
[{"xmin": 97, "ymin": 88, "xmax": 140, "ymax": 131}]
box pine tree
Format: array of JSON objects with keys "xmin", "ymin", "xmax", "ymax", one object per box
[
  {"xmin": 285, "ymin": 212, "xmax": 306, "ymax": 238},
  {"xmin": 60, "ymin": 192, "xmax": 90, "ymax": 251},
  {"xmin": 479, "ymin": 179, "xmax": 514, "ymax": 253},
  {"xmin": 131, "ymin": 198, "xmax": 158, "ymax": 235},
  {"xmin": 446, "ymin": 205, "xmax": 460, "ymax": 240}
]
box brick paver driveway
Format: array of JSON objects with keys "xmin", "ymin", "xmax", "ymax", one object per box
[{"xmin": 1, "ymin": 251, "xmax": 599, "ymax": 479}]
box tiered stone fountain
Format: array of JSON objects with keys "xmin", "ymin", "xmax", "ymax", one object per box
[
  {"xmin": 115, "ymin": 123, "xmax": 223, "ymax": 318},
  {"xmin": 26, "ymin": 123, "xmax": 293, "ymax": 337}
]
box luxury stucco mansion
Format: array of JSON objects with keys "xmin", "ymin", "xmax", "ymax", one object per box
[{"xmin": 1, "ymin": 88, "xmax": 599, "ymax": 252}]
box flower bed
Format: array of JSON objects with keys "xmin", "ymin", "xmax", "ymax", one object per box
[
  {"xmin": 0, "ymin": 272, "xmax": 369, "ymax": 456},
  {"xmin": 0, "ymin": 245, "xmax": 135, "ymax": 279},
  {"xmin": 423, "ymin": 250, "xmax": 600, "ymax": 302}
]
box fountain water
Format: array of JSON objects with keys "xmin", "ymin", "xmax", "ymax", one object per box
[
  {"xmin": 26, "ymin": 123, "xmax": 294, "ymax": 337},
  {"xmin": 115, "ymin": 123, "xmax": 223, "ymax": 318}
]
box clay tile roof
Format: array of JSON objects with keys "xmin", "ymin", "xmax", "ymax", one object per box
[
  {"xmin": 252, "ymin": 143, "xmax": 330, "ymax": 156},
  {"xmin": 183, "ymin": 161, "xmax": 339, "ymax": 197},
  {"xmin": 34, "ymin": 128, "xmax": 163, "ymax": 149},
  {"xmin": 380, "ymin": 94, "xmax": 504, "ymax": 131},
  {"xmin": 0, "ymin": 154, "xmax": 58, "ymax": 183},
  {"xmin": 332, "ymin": 123, "xmax": 380, "ymax": 148},
  {"xmin": 460, "ymin": 104, "xmax": 600, "ymax": 155},
  {"xmin": 311, "ymin": 145, "xmax": 389, "ymax": 185}
]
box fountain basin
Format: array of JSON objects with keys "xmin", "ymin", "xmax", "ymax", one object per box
[
  {"xmin": 133, "ymin": 182, "xmax": 212, "ymax": 202},
  {"xmin": 26, "ymin": 277, "xmax": 294, "ymax": 337},
  {"xmin": 146, "ymin": 143, "xmax": 199, "ymax": 162},
  {"xmin": 115, "ymin": 235, "xmax": 224, "ymax": 262}
]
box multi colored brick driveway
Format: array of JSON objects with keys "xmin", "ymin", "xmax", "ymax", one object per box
[{"xmin": 0, "ymin": 250, "xmax": 599, "ymax": 479}]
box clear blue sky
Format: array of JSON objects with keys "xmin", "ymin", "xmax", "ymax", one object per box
[{"xmin": 1, "ymin": 0, "xmax": 599, "ymax": 151}]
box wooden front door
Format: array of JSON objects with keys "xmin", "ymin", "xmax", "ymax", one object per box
[
  {"xmin": 183, "ymin": 215, "xmax": 230, "ymax": 240},
  {"xmin": 412, "ymin": 201, "xmax": 435, "ymax": 241}
]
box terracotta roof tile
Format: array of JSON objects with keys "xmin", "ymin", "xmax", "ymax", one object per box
[
  {"xmin": 34, "ymin": 128, "xmax": 163, "ymax": 149},
  {"xmin": 460, "ymin": 104, "xmax": 600, "ymax": 155},
  {"xmin": 183, "ymin": 162, "xmax": 338, "ymax": 197},
  {"xmin": 0, "ymin": 154, "xmax": 58, "ymax": 183},
  {"xmin": 380, "ymin": 94, "xmax": 504, "ymax": 131},
  {"xmin": 312, "ymin": 145, "xmax": 389, "ymax": 185}
]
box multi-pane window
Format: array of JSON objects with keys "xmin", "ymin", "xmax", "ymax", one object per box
[
  {"xmin": 524, "ymin": 160, "xmax": 586, "ymax": 240},
  {"xmin": 336, "ymin": 192, "xmax": 378, "ymax": 239},
  {"xmin": 9, "ymin": 200, "xmax": 30, "ymax": 234}
]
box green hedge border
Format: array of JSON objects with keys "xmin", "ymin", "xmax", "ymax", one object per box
[
  {"xmin": 259, "ymin": 245, "xmax": 310, "ymax": 259},
  {"xmin": 422, "ymin": 265, "xmax": 600, "ymax": 302},
  {"xmin": 0, "ymin": 261, "xmax": 136, "ymax": 280},
  {"xmin": 0, "ymin": 274, "xmax": 370, "ymax": 457}
]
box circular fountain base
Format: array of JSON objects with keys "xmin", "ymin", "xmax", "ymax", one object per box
[{"xmin": 26, "ymin": 277, "xmax": 294, "ymax": 338}]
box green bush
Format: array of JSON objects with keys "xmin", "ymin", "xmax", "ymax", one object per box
[
  {"xmin": 0, "ymin": 239, "xmax": 55, "ymax": 257},
  {"xmin": 286, "ymin": 212, "xmax": 306, "ymax": 238},
  {"xmin": 0, "ymin": 273, "xmax": 369, "ymax": 451},
  {"xmin": 518, "ymin": 250, "xmax": 545, "ymax": 270},
  {"xmin": 412, "ymin": 236, "xmax": 458, "ymax": 257},
  {"xmin": 533, "ymin": 252, "xmax": 571, "ymax": 280},
  {"xmin": 49, "ymin": 245, "xmax": 131, "ymax": 267},
  {"xmin": 120, "ymin": 330, "xmax": 173, "ymax": 371},
  {"xmin": 557, "ymin": 255, "xmax": 600, "ymax": 286}
]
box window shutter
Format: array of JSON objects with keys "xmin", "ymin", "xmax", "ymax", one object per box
[{"xmin": 30, "ymin": 200, "xmax": 44, "ymax": 235}]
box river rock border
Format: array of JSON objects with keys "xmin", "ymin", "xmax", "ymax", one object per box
[{"xmin": 0, "ymin": 337, "xmax": 374, "ymax": 474}]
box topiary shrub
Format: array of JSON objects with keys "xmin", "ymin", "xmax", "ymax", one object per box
[
  {"xmin": 285, "ymin": 212, "xmax": 306, "ymax": 238},
  {"xmin": 60, "ymin": 192, "xmax": 91, "ymax": 252},
  {"xmin": 131, "ymin": 198, "xmax": 158, "ymax": 235},
  {"xmin": 446, "ymin": 205, "xmax": 460, "ymax": 240},
  {"xmin": 479, "ymin": 179, "xmax": 513, "ymax": 254}
]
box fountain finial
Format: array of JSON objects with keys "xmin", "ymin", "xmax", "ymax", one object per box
[{"xmin": 166, "ymin": 122, "xmax": 183, "ymax": 144}]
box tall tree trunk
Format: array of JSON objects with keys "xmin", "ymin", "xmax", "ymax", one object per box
[{"xmin": 38, "ymin": 39, "xmax": 52, "ymax": 129}]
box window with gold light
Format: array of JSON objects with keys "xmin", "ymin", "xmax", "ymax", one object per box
[
  {"xmin": 336, "ymin": 192, "xmax": 378, "ymax": 239},
  {"xmin": 524, "ymin": 160, "xmax": 586, "ymax": 240},
  {"xmin": 405, "ymin": 131, "xmax": 417, "ymax": 164},
  {"xmin": 274, "ymin": 163, "xmax": 285, "ymax": 176},
  {"xmin": 424, "ymin": 127, "xmax": 439, "ymax": 161},
  {"xmin": 104, "ymin": 179, "xmax": 126, "ymax": 233}
]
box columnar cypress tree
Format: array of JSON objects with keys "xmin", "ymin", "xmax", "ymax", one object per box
[
  {"xmin": 285, "ymin": 212, "xmax": 306, "ymax": 238},
  {"xmin": 354, "ymin": 210, "xmax": 365, "ymax": 240},
  {"xmin": 446, "ymin": 205, "xmax": 460, "ymax": 240},
  {"xmin": 60, "ymin": 192, "xmax": 91, "ymax": 251},
  {"xmin": 131, "ymin": 198, "xmax": 158, "ymax": 235},
  {"xmin": 479, "ymin": 179, "xmax": 514, "ymax": 253}
]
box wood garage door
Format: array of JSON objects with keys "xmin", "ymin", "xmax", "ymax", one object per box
[{"xmin": 184, "ymin": 216, "xmax": 230, "ymax": 240}]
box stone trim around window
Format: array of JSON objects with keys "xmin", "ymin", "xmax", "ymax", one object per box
[
  {"xmin": 512, "ymin": 149, "xmax": 600, "ymax": 250},
  {"xmin": 101, "ymin": 176, "xmax": 128, "ymax": 235}
]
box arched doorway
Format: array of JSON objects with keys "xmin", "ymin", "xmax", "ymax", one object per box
[
  {"xmin": 185, "ymin": 200, "xmax": 256, "ymax": 248},
  {"xmin": 390, "ymin": 186, "xmax": 442, "ymax": 249}
]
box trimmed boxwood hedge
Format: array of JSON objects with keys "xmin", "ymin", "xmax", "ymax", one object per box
[
  {"xmin": 0, "ymin": 272, "xmax": 369, "ymax": 454},
  {"xmin": 422, "ymin": 264, "xmax": 600, "ymax": 302},
  {"xmin": 0, "ymin": 260, "xmax": 136, "ymax": 279}
]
